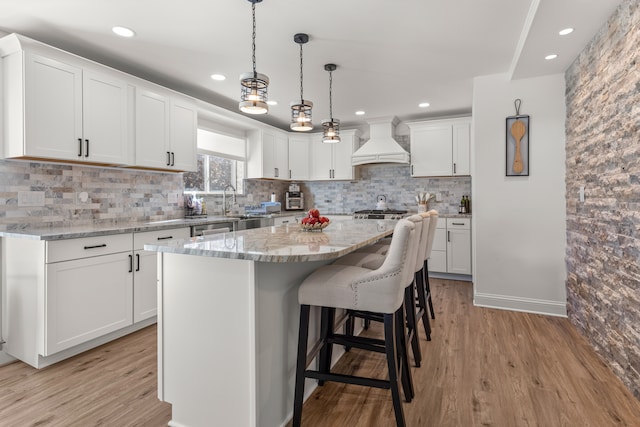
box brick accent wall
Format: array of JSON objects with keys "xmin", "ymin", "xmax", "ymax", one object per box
[{"xmin": 565, "ymin": 0, "xmax": 639, "ymax": 399}]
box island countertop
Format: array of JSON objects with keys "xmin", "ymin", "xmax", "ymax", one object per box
[{"xmin": 144, "ymin": 219, "xmax": 398, "ymax": 263}]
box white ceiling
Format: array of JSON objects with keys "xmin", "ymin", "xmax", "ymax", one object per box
[{"xmin": 0, "ymin": 0, "xmax": 622, "ymax": 131}]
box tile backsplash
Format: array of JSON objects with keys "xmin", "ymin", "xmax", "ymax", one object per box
[{"xmin": 0, "ymin": 159, "xmax": 184, "ymax": 231}]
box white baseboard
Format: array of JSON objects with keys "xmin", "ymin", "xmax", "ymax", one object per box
[
  {"xmin": 474, "ymin": 292, "xmax": 567, "ymax": 317},
  {"xmin": 429, "ymin": 272, "xmax": 473, "ymax": 282},
  {"xmin": 0, "ymin": 350, "xmax": 17, "ymax": 366}
]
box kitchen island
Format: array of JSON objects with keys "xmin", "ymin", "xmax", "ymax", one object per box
[{"xmin": 144, "ymin": 219, "xmax": 397, "ymax": 427}]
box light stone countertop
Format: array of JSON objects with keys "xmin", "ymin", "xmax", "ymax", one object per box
[{"xmin": 144, "ymin": 219, "xmax": 398, "ymax": 263}]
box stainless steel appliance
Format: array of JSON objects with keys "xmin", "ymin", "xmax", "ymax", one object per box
[
  {"xmin": 353, "ymin": 209, "xmax": 407, "ymax": 220},
  {"xmin": 191, "ymin": 221, "xmax": 236, "ymax": 237},
  {"xmin": 285, "ymin": 191, "xmax": 304, "ymax": 211}
]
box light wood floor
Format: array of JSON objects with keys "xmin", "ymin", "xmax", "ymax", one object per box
[{"xmin": 0, "ymin": 279, "xmax": 639, "ymax": 427}]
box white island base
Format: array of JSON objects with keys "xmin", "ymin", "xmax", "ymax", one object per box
[{"xmin": 159, "ymin": 253, "xmax": 336, "ymax": 427}]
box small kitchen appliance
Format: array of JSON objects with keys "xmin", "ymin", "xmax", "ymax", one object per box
[
  {"xmin": 353, "ymin": 209, "xmax": 407, "ymax": 220},
  {"xmin": 285, "ymin": 191, "xmax": 304, "ymax": 211}
]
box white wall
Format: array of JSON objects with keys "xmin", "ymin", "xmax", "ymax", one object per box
[{"xmin": 472, "ymin": 73, "xmax": 567, "ymax": 316}]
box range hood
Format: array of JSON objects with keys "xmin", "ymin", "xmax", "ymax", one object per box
[{"xmin": 351, "ymin": 117, "xmax": 410, "ymax": 166}]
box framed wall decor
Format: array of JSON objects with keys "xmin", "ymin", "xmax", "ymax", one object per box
[{"xmin": 506, "ymin": 99, "xmax": 529, "ymax": 176}]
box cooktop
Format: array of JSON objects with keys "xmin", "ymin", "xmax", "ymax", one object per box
[{"xmin": 353, "ymin": 209, "xmax": 408, "ymax": 215}]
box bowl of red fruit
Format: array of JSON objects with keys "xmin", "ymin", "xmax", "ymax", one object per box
[{"xmin": 300, "ymin": 208, "xmax": 331, "ymax": 231}]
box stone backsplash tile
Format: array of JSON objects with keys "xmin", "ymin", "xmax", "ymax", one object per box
[
  {"xmin": 0, "ymin": 160, "xmax": 184, "ymax": 231},
  {"xmin": 565, "ymin": 0, "xmax": 640, "ymax": 400}
]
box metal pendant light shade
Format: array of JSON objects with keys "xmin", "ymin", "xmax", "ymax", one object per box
[
  {"xmin": 290, "ymin": 33, "xmax": 313, "ymax": 131},
  {"xmin": 322, "ymin": 63, "xmax": 341, "ymax": 143},
  {"xmin": 239, "ymin": 0, "xmax": 269, "ymax": 115}
]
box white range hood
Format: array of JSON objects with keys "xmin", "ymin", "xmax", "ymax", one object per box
[{"xmin": 351, "ymin": 116, "xmax": 410, "ymax": 166}]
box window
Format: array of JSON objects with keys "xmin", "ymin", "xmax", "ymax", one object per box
[{"xmin": 184, "ymin": 128, "xmax": 246, "ymax": 194}]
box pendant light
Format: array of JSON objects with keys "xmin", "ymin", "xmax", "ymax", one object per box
[
  {"xmin": 322, "ymin": 64, "xmax": 340, "ymax": 143},
  {"xmin": 239, "ymin": 0, "xmax": 269, "ymax": 115},
  {"xmin": 290, "ymin": 33, "xmax": 313, "ymax": 131}
]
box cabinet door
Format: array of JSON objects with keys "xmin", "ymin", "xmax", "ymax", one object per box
[
  {"xmin": 135, "ymin": 88, "xmax": 171, "ymax": 168},
  {"xmin": 24, "ymin": 53, "xmax": 82, "ymax": 160},
  {"xmin": 288, "ymin": 136, "xmax": 310, "ymax": 180},
  {"xmin": 261, "ymin": 131, "xmax": 278, "ymax": 179},
  {"xmin": 447, "ymin": 228, "xmax": 471, "ymax": 274},
  {"xmin": 44, "ymin": 253, "xmax": 133, "ymax": 355},
  {"xmin": 452, "ymin": 122, "xmax": 470, "ymax": 176},
  {"xmin": 429, "ymin": 227, "xmax": 447, "ymax": 273},
  {"xmin": 308, "ymin": 141, "xmax": 333, "ymax": 180},
  {"xmin": 170, "ymin": 99, "xmax": 198, "ymax": 172},
  {"xmin": 331, "ymin": 133, "xmax": 356, "ymax": 180},
  {"xmin": 275, "ymin": 133, "xmax": 289, "ymax": 179},
  {"xmin": 82, "ymin": 69, "xmax": 131, "ymax": 164},
  {"xmin": 410, "ymin": 124, "xmax": 452, "ymax": 177},
  {"xmin": 133, "ymin": 250, "xmax": 158, "ymax": 322}
]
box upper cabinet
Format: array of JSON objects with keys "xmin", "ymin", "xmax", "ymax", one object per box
[
  {"xmin": 135, "ymin": 87, "xmax": 197, "ymax": 172},
  {"xmin": 407, "ymin": 117, "xmax": 471, "ymax": 177},
  {"xmin": 0, "ymin": 34, "xmax": 197, "ymax": 171},
  {"xmin": 246, "ymin": 129, "xmax": 289, "ymax": 180},
  {"xmin": 288, "ymin": 135, "xmax": 310, "ymax": 180},
  {"xmin": 308, "ymin": 129, "xmax": 360, "ymax": 181},
  {"xmin": 3, "ymin": 51, "xmax": 132, "ymax": 165}
]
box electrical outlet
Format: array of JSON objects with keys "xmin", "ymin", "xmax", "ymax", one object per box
[
  {"xmin": 76, "ymin": 191, "xmax": 90, "ymax": 204},
  {"xmin": 247, "ymin": 194, "xmax": 254, "ymax": 203},
  {"xmin": 18, "ymin": 191, "xmax": 45, "ymax": 207},
  {"xmin": 435, "ymin": 193, "xmax": 442, "ymax": 202}
]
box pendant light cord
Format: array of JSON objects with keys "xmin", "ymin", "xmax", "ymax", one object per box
[
  {"xmin": 329, "ymin": 69, "xmax": 333, "ymax": 120},
  {"xmin": 299, "ymin": 43, "xmax": 304, "ymax": 102},
  {"xmin": 251, "ymin": 2, "xmax": 257, "ymax": 76}
]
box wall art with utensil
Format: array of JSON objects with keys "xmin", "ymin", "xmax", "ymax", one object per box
[{"xmin": 506, "ymin": 99, "xmax": 529, "ymax": 176}]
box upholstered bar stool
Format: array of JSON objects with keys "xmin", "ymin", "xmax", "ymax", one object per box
[
  {"xmin": 292, "ymin": 219, "xmax": 416, "ymax": 427},
  {"xmin": 334, "ymin": 214, "xmax": 427, "ymax": 362},
  {"xmin": 422, "ymin": 210, "xmax": 438, "ymax": 322}
]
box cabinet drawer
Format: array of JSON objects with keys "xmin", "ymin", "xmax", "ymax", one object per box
[
  {"xmin": 134, "ymin": 227, "xmax": 190, "ymax": 250},
  {"xmin": 446, "ymin": 218, "xmax": 470, "ymax": 230},
  {"xmin": 46, "ymin": 234, "xmax": 132, "ymax": 263}
]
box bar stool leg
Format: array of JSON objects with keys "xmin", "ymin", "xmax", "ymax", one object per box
[
  {"xmin": 385, "ymin": 311, "xmax": 407, "ymax": 427},
  {"xmin": 404, "ymin": 285, "xmax": 422, "ymax": 365},
  {"xmin": 423, "ymin": 260, "xmax": 436, "ymax": 319},
  {"xmin": 318, "ymin": 307, "xmax": 335, "ymax": 386},
  {"xmin": 293, "ymin": 304, "xmax": 311, "ymax": 427},
  {"xmin": 395, "ymin": 305, "xmax": 414, "ymax": 402},
  {"xmin": 415, "ymin": 270, "xmax": 432, "ymax": 341}
]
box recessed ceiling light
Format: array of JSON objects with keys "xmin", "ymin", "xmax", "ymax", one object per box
[
  {"xmin": 112, "ymin": 26, "xmax": 135, "ymax": 38},
  {"xmin": 559, "ymin": 28, "xmax": 574, "ymax": 36},
  {"xmin": 418, "ymin": 102, "xmax": 430, "ymax": 108},
  {"xmin": 210, "ymin": 74, "xmax": 226, "ymax": 81},
  {"xmin": 266, "ymin": 100, "xmax": 278, "ymax": 106},
  {"xmin": 355, "ymin": 111, "xmax": 365, "ymax": 116},
  {"xmin": 545, "ymin": 54, "xmax": 558, "ymax": 60}
]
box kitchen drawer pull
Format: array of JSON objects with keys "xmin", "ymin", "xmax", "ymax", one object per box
[
  {"xmin": 128, "ymin": 254, "xmax": 133, "ymax": 273},
  {"xmin": 83, "ymin": 244, "xmax": 107, "ymax": 250},
  {"xmin": 451, "ymin": 222, "xmax": 465, "ymax": 225},
  {"xmin": 171, "ymin": 152, "xmax": 175, "ymax": 166},
  {"xmin": 166, "ymin": 151, "xmax": 171, "ymax": 166},
  {"xmin": 135, "ymin": 253, "xmax": 140, "ymax": 272},
  {"xmin": 453, "ymin": 163, "xmax": 457, "ymax": 174},
  {"xmin": 78, "ymin": 138, "xmax": 83, "ymax": 157},
  {"xmin": 156, "ymin": 236, "xmax": 173, "ymax": 240},
  {"xmin": 281, "ymin": 220, "xmax": 289, "ymax": 224},
  {"xmin": 84, "ymin": 139, "xmax": 90, "ymax": 157},
  {"xmin": 447, "ymin": 231, "xmax": 450, "ymax": 242}
]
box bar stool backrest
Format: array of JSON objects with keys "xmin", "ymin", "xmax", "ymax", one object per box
[
  {"xmin": 424, "ymin": 209, "xmax": 439, "ymax": 261},
  {"xmin": 405, "ymin": 214, "xmax": 424, "ymax": 282},
  {"xmin": 415, "ymin": 213, "xmax": 431, "ymax": 273}
]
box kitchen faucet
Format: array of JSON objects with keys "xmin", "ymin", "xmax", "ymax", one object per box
[{"xmin": 223, "ymin": 184, "xmax": 237, "ymax": 215}]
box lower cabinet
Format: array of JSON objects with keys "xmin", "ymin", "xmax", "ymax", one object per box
[
  {"xmin": 2, "ymin": 226, "xmax": 189, "ymax": 368},
  {"xmin": 429, "ymin": 217, "xmax": 471, "ymax": 276}
]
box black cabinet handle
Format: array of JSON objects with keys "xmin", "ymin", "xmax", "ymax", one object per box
[
  {"xmin": 447, "ymin": 231, "xmax": 450, "ymax": 242},
  {"xmin": 452, "ymin": 222, "xmax": 465, "ymax": 225},
  {"xmin": 135, "ymin": 253, "xmax": 140, "ymax": 271},
  {"xmin": 289, "ymin": 170, "xmax": 292, "ymax": 179},
  {"xmin": 411, "ymin": 165, "xmax": 414, "ymax": 175},
  {"xmin": 83, "ymin": 244, "xmax": 107, "ymax": 250},
  {"xmin": 85, "ymin": 139, "xmax": 89, "ymax": 157},
  {"xmin": 453, "ymin": 163, "xmax": 456, "ymax": 174},
  {"xmin": 171, "ymin": 152, "xmax": 175, "ymax": 166},
  {"xmin": 157, "ymin": 236, "xmax": 173, "ymax": 240},
  {"xmin": 78, "ymin": 138, "xmax": 83, "ymax": 157},
  {"xmin": 128, "ymin": 254, "xmax": 133, "ymax": 273},
  {"xmin": 166, "ymin": 151, "xmax": 171, "ymax": 166}
]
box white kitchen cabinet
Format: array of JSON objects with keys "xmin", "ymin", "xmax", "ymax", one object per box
[
  {"xmin": 135, "ymin": 87, "xmax": 197, "ymax": 172},
  {"xmin": 308, "ymin": 129, "xmax": 359, "ymax": 181},
  {"xmin": 132, "ymin": 228, "xmax": 190, "ymax": 323},
  {"xmin": 2, "ymin": 50, "xmax": 131, "ymax": 164},
  {"xmin": 288, "ymin": 135, "xmax": 310, "ymax": 180},
  {"xmin": 408, "ymin": 117, "xmax": 471, "ymax": 177},
  {"xmin": 428, "ymin": 217, "xmax": 471, "ymax": 275},
  {"xmin": 274, "ymin": 215, "xmax": 296, "ymax": 226},
  {"xmin": 247, "ymin": 129, "xmax": 289, "ymax": 180}
]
